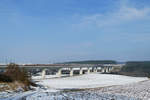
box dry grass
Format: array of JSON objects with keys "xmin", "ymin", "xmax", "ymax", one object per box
[{"xmin": 0, "ymin": 81, "xmax": 27, "ymax": 92}]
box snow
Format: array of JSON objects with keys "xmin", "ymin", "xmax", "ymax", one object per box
[
  {"xmin": 32, "ymin": 75, "xmax": 69, "ymax": 80},
  {"xmin": 26, "ymin": 79, "xmax": 150, "ymax": 100},
  {"xmin": 38, "ymin": 73, "xmax": 148, "ymax": 89},
  {"xmin": 32, "ymin": 75, "xmax": 58, "ymax": 80},
  {"xmin": 1, "ymin": 91, "xmax": 37, "ymax": 100},
  {"xmin": 93, "ymin": 80, "xmax": 150, "ymax": 99},
  {"xmin": 26, "ymin": 91, "xmax": 141, "ymax": 100},
  {"xmin": 0, "ymin": 73, "xmax": 149, "ymax": 100}
]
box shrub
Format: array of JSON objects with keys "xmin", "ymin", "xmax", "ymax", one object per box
[
  {"xmin": 0, "ymin": 74, "xmax": 12, "ymax": 82},
  {"xmin": 4, "ymin": 63, "xmax": 32, "ymax": 90}
]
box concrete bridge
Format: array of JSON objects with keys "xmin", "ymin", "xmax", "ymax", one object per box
[{"xmin": 0, "ymin": 64, "xmax": 124, "ymax": 79}]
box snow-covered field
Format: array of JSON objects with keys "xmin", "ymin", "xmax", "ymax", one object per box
[
  {"xmin": 38, "ymin": 73, "xmax": 148, "ymax": 89},
  {"xmin": 92, "ymin": 79, "xmax": 150, "ymax": 100},
  {"xmin": 26, "ymin": 90, "xmax": 142, "ymax": 100},
  {"xmin": 32, "ymin": 74, "xmax": 68, "ymax": 80},
  {"xmin": 0, "ymin": 73, "xmax": 149, "ymax": 100}
]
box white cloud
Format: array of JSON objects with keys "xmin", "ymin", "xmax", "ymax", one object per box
[
  {"xmin": 75, "ymin": 3, "xmax": 150, "ymax": 29},
  {"xmin": 116, "ymin": 7, "xmax": 150, "ymax": 20}
]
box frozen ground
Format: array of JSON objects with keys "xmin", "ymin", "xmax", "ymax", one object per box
[
  {"xmin": 26, "ymin": 90, "xmax": 142, "ymax": 100},
  {"xmin": 37, "ymin": 73, "xmax": 148, "ymax": 89},
  {"xmin": 91, "ymin": 79, "xmax": 150, "ymax": 100},
  {"xmin": 0, "ymin": 73, "xmax": 149, "ymax": 100}
]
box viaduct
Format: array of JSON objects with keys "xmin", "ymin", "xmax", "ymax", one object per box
[{"xmin": 0, "ymin": 64, "xmax": 123, "ymax": 79}]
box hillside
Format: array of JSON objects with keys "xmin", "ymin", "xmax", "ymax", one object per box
[{"xmin": 120, "ymin": 61, "xmax": 150, "ymax": 77}]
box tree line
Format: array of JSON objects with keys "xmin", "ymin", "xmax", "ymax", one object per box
[{"xmin": 120, "ymin": 61, "xmax": 150, "ymax": 77}]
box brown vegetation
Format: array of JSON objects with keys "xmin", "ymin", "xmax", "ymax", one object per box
[
  {"xmin": 0, "ymin": 63, "xmax": 36, "ymax": 91},
  {"xmin": 0, "ymin": 81, "xmax": 26, "ymax": 92},
  {"xmin": 0, "ymin": 74, "xmax": 12, "ymax": 82}
]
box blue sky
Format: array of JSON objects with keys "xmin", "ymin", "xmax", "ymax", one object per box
[{"xmin": 0, "ymin": 0, "xmax": 150, "ymax": 63}]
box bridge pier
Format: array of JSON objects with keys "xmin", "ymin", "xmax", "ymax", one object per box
[
  {"xmin": 106, "ymin": 67, "xmax": 109, "ymax": 73},
  {"xmin": 79, "ymin": 68, "xmax": 83, "ymax": 75},
  {"xmin": 110, "ymin": 66, "xmax": 113, "ymax": 71},
  {"xmin": 56, "ymin": 68, "xmax": 62, "ymax": 77},
  {"xmin": 70, "ymin": 68, "xmax": 74, "ymax": 76},
  {"xmin": 94, "ymin": 68, "xmax": 97, "ymax": 73},
  {"xmin": 101, "ymin": 68, "xmax": 105, "ymax": 73},
  {"xmin": 87, "ymin": 68, "xmax": 91, "ymax": 74},
  {"xmin": 108, "ymin": 67, "xmax": 110, "ymax": 72},
  {"xmin": 42, "ymin": 69, "xmax": 46, "ymax": 79},
  {"xmin": 104, "ymin": 67, "xmax": 107, "ymax": 73}
]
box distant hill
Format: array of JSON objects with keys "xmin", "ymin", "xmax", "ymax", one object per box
[
  {"xmin": 120, "ymin": 61, "xmax": 150, "ymax": 77},
  {"xmin": 62, "ymin": 60, "xmax": 117, "ymax": 64}
]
